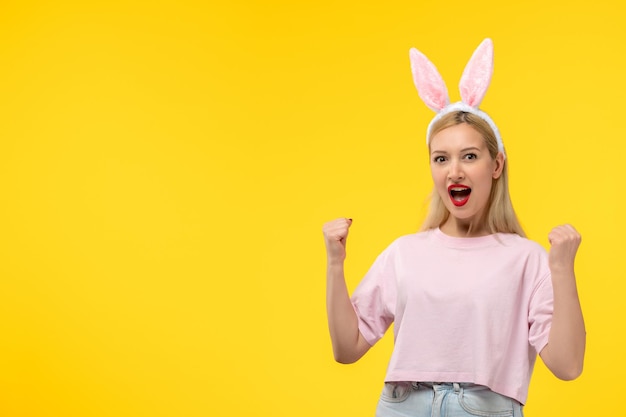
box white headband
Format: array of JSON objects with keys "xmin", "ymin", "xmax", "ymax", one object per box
[{"xmin": 409, "ymin": 38, "xmax": 505, "ymax": 159}]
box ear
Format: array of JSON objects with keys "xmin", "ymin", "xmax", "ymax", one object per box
[
  {"xmin": 459, "ymin": 38, "xmax": 494, "ymax": 108},
  {"xmin": 409, "ymin": 47, "xmax": 450, "ymax": 112},
  {"xmin": 492, "ymin": 151, "xmax": 505, "ymax": 179}
]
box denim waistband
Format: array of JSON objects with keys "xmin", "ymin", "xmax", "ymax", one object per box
[{"xmin": 412, "ymin": 382, "xmax": 479, "ymax": 392}]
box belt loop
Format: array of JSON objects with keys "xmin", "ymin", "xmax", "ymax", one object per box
[{"xmin": 453, "ymin": 382, "xmax": 460, "ymax": 393}]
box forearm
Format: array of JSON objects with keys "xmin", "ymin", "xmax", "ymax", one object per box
[
  {"xmin": 326, "ymin": 261, "xmax": 369, "ymax": 363},
  {"xmin": 541, "ymin": 267, "xmax": 586, "ymax": 380}
]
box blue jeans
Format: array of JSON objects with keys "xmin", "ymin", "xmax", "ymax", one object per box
[{"xmin": 376, "ymin": 382, "xmax": 523, "ymax": 417}]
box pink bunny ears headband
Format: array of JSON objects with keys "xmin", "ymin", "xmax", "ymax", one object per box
[{"xmin": 409, "ymin": 38, "xmax": 505, "ymax": 159}]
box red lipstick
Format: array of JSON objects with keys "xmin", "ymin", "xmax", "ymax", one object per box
[{"xmin": 448, "ymin": 184, "xmax": 471, "ymax": 207}]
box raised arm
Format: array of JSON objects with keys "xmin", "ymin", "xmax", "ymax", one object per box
[
  {"xmin": 539, "ymin": 224, "xmax": 586, "ymax": 380},
  {"xmin": 323, "ymin": 218, "xmax": 371, "ymax": 364}
]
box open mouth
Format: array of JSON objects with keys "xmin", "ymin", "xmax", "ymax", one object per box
[{"xmin": 448, "ymin": 185, "xmax": 471, "ymax": 207}]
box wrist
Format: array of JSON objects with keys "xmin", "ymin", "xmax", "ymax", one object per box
[
  {"xmin": 550, "ymin": 264, "xmax": 576, "ymax": 278},
  {"xmin": 326, "ymin": 257, "xmax": 346, "ymax": 269}
]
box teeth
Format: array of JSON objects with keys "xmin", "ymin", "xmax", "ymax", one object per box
[{"xmin": 449, "ymin": 187, "xmax": 471, "ymax": 200}]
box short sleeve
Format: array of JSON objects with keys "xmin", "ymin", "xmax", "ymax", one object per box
[
  {"xmin": 351, "ymin": 243, "xmax": 397, "ymax": 346},
  {"xmin": 528, "ymin": 264, "xmax": 554, "ymax": 355}
]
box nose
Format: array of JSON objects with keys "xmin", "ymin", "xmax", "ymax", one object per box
[{"xmin": 448, "ymin": 160, "xmax": 465, "ymax": 181}]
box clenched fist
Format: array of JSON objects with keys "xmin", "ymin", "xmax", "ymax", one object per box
[
  {"xmin": 548, "ymin": 224, "xmax": 581, "ymax": 274},
  {"xmin": 323, "ymin": 218, "xmax": 353, "ymax": 263}
]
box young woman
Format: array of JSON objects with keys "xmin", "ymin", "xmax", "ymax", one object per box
[{"xmin": 322, "ymin": 39, "xmax": 585, "ymax": 417}]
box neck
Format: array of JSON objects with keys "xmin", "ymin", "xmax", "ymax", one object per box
[{"xmin": 440, "ymin": 217, "xmax": 490, "ymax": 237}]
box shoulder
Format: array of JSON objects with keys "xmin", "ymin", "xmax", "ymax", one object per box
[
  {"xmin": 499, "ymin": 234, "xmax": 551, "ymax": 280},
  {"xmin": 389, "ymin": 230, "xmax": 433, "ymax": 249},
  {"xmin": 376, "ymin": 230, "xmax": 435, "ymax": 259},
  {"xmin": 498, "ymin": 233, "xmax": 547, "ymax": 255}
]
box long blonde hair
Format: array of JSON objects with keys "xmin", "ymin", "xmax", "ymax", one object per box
[{"xmin": 420, "ymin": 111, "xmax": 526, "ymax": 237}]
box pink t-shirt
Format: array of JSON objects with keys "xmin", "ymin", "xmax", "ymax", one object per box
[{"xmin": 351, "ymin": 228, "xmax": 553, "ymax": 405}]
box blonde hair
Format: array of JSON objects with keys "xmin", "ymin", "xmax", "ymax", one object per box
[{"xmin": 420, "ymin": 111, "xmax": 526, "ymax": 237}]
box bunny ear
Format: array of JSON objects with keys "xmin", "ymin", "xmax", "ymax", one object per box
[
  {"xmin": 410, "ymin": 48, "xmax": 450, "ymax": 112},
  {"xmin": 459, "ymin": 38, "xmax": 494, "ymax": 108}
]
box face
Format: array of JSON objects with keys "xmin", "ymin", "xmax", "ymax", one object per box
[{"xmin": 429, "ymin": 123, "xmax": 504, "ymax": 234}]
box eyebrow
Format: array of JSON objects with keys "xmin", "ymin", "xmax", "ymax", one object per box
[{"xmin": 431, "ymin": 146, "xmax": 482, "ymax": 155}]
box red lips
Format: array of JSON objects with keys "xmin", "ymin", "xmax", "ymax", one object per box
[{"xmin": 448, "ymin": 184, "xmax": 471, "ymax": 207}]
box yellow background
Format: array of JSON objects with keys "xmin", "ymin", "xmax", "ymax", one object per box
[{"xmin": 0, "ymin": 1, "xmax": 623, "ymax": 416}]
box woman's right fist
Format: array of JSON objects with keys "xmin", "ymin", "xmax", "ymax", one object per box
[{"xmin": 323, "ymin": 218, "xmax": 353, "ymax": 262}]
